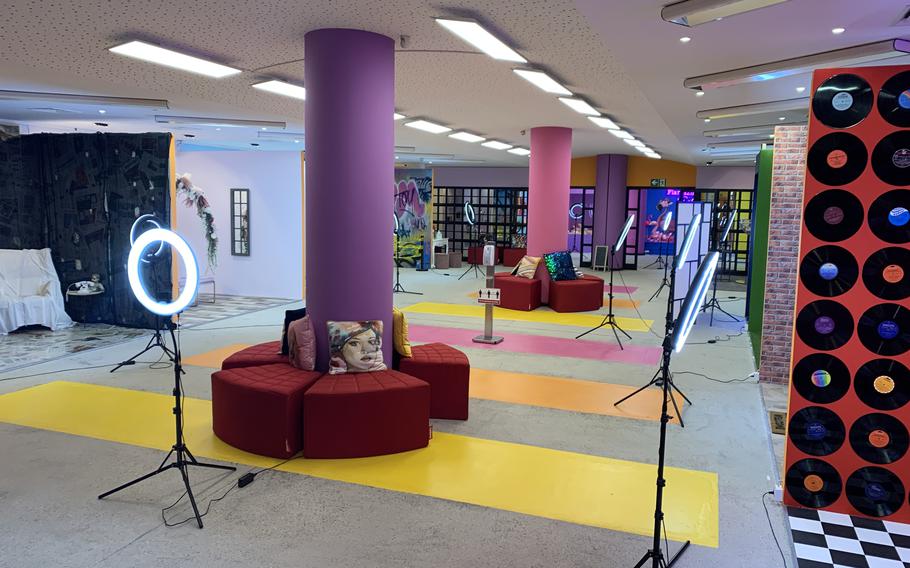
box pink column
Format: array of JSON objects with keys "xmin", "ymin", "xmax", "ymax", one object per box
[{"xmin": 527, "ymin": 127, "xmax": 572, "ymax": 303}]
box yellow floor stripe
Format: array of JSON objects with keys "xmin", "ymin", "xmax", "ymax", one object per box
[
  {"xmin": 403, "ymin": 302, "xmax": 653, "ymax": 332},
  {"xmin": 182, "ymin": 343, "xmax": 251, "ymax": 368},
  {"xmin": 0, "ymin": 382, "xmax": 717, "ymax": 546}
]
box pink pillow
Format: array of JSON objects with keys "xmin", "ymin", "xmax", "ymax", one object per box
[{"xmin": 287, "ymin": 316, "xmax": 316, "ymax": 371}]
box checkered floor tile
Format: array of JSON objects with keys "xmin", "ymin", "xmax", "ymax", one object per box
[{"xmin": 788, "ymin": 507, "xmax": 910, "ymax": 567}]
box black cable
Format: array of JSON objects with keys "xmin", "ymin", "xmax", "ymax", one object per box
[
  {"xmin": 762, "ymin": 491, "xmax": 789, "ymax": 567},
  {"xmin": 687, "ymin": 330, "xmax": 745, "ymax": 345},
  {"xmin": 615, "ymin": 268, "xmax": 664, "ymax": 340},
  {"xmin": 674, "ymin": 370, "xmax": 759, "ymax": 384},
  {"xmin": 0, "ymin": 360, "xmax": 165, "ymax": 383}
]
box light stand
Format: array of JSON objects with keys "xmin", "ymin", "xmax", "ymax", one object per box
[
  {"xmin": 700, "ymin": 240, "xmax": 739, "ymax": 325},
  {"xmin": 457, "ymin": 226, "xmax": 484, "ymax": 280},
  {"xmin": 458, "ymin": 202, "xmax": 483, "ymax": 280},
  {"xmin": 575, "ymin": 248, "xmax": 632, "ymax": 348},
  {"xmin": 648, "ymin": 237, "xmax": 673, "ymax": 302},
  {"xmin": 393, "ymin": 213, "xmax": 422, "ymax": 295}
]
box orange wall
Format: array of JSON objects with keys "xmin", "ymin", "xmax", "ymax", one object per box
[
  {"xmin": 626, "ymin": 156, "xmax": 696, "ymax": 187},
  {"xmin": 570, "ymin": 156, "xmax": 597, "ymax": 186}
]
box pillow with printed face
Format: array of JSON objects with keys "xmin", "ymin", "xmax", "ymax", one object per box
[
  {"xmin": 327, "ymin": 320, "xmax": 387, "ymax": 374},
  {"xmin": 543, "ymin": 251, "xmax": 577, "ymax": 281}
]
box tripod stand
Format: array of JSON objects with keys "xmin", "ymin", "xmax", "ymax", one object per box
[
  {"xmin": 630, "ymin": 332, "xmax": 691, "ymax": 568},
  {"xmin": 99, "ymin": 321, "xmax": 236, "ymax": 529},
  {"xmin": 700, "ymin": 242, "xmax": 739, "ymax": 326},
  {"xmin": 576, "ymin": 248, "xmax": 632, "ymax": 348},
  {"xmin": 393, "ymin": 230, "xmax": 422, "ymax": 295},
  {"xmin": 648, "ymin": 238, "xmax": 673, "ymax": 302},
  {"xmin": 458, "ymin": 228, "xmax": 484, "ymax": 281}
]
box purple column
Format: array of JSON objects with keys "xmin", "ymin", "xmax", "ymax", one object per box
[
  {"xmin": 305, "ymin": 29, "xmax": 394, "ymax": 370},
  {"xmin": 593, "ymin": 154, "xmax": 628, "ymax": 267}
]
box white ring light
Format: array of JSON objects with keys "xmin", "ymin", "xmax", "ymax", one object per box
[
  {"xmin": 569, "ymin": 203, "xmax": 584, "ymax": 220},
  {"xmin": 130, "ymin": 214, "xmax": 164, "ymax": 262},
  {"xmin": 128, "ymin": 228, "xmax": 198, "ymax": 316},
  {"xmin": 464, "ymin": 202, "xmax": 476, "ymax": 226}
]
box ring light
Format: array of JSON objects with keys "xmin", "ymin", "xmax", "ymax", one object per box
[
  {"xmin": 464, "ymin": 202, "xmax": 476, "ymax": 226},
  {"xmin": 569, "ymin": 203, "xmax": 583, "ymax": 220},
  {"xmin": 671, "ymin": 250, "xmax": 720, "ymax": 352},
  {"xmin": 130, "ymin": 214, "xmax": 165, "ymax": 262},
  {"xmin": 128, "ymin": 228, "xmax": 198, "ymax": 316}
]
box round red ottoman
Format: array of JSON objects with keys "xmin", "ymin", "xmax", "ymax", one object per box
[
  {"xmin": 303, "ymin": 370, "xmax": 430, "ymax": 458},
  {"xmin": 494, "ymin": 272, "xmax": 542, "ymax": 311},
  {"xmin": 221, "ymin": 340, "xmax": 286, "ymax": 370},
  {"xmin": 548, "ymin": 274, "xmax": 605, "ymax": 312},
  {"xmin": 397, "ymin": 343, "xmax": 470, "ymax": 420},
  {"xmin": 211, "ymin": 363, "xmax": 322, "ymax": 458}
]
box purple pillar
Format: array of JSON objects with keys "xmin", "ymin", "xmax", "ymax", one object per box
[
  {"xmin": 305, "ymin": 29, "xmax": 394, "ymax": 371},
  {"xmin": 593, "ymin": 154, "xmax": 628, "ymax": 267}
]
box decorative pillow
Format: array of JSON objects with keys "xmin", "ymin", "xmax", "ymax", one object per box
[
  {"xmin": 543, "ymin": 251, "xmax": 577, "ymax": 281},
  {"xmin": 574, "ymin": 267, "xmax": 585, "ymax": 279},
  {"xmin": 287, "ymin": 316, "xmax": 316, "ymax": 371},
  {"xmin": 280, "ymin": 307, "xmax": 307, "ymax": 355},
  {"xmin": 392, "ymin": 308, "xmax": 413, "ymax": 358},
  {"xmin": 327, "ymin": 320, "xmax": 387, "ymax": 374},
  {"xmin": 510, "ymin": 255, "xmax": 541, "ymax": 279}
]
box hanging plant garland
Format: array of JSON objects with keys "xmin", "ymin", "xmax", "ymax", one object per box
[{"xmin": 176, "ymin": 173, "xmax": 217, "ymax": 269}]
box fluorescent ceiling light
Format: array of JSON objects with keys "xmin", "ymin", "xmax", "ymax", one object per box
[
  {"xmin": 588, "ymin": 116, "xmax": 620, "ymax": 129},
  {"xmin": 435, "ymin": 18, "xmax": 526, "ymax": 62},
  {"xmin": 252, "ymin": 80, "xmax": 306, "ymax": 100},
  {"xmin": 636, "ymin": 146, "xmax": 653, "ymax": 153},
  {"xmin": 609, "ymin": 129, "xmax": 634, "ymax": 140},
  {"xmin": 155, "ymin": 115, "xmax": 286, "ymax": 129},
  {"xmin": 707, "ymin": 138, "xmax": 768, "ymax": 149},
  {"xmin": 393, "ymin": 113, "xmax": 406, "ymax": 120},
  {"xmin": 559, "ymin": 97, "xmax": 601, "ymax": 116},
  {"xmin": 482, "ymin": 140, "xmax": 513, "ymax": 150},
  {"xmin": 449, "ymin": 131, "xmax": 486, "ymax": 143},
  {"xmin": 662, "ymin": 0, "xmax": 790, "ymax": 27},
  {"xmin": 704, "ymin": 122, "xmax": 802, "ymax": 137},
  {"xmin": 508, "ymin": 147, "xmax": 531, "ymax": 156},
  {"xmin": 257, "ymin": 131, "xmax": 305, "ymax": 140},
  {"xmin": 0, "ymin": 90, "xmax": 168, "ymax": 109},
  {"xmin": 696, "ymin": 98, "xmax": 808, "ymax": 119},
  {"xmin": 513, "ymin": 69, "xmax": 572, "ymax": 95},
  {"xmin": 405, "ymin": 119, "xmax": 451, "ymax": 134},
  {"xmin": 685, "ymin": 39, "xmax": 910, "ymax": 89},
  {"xmin": 109, "ymin": 40, "xmax": 241, "ymax": 78},
  {"xmin": 645, "ymin": 153, "xmax": 662, "ymax": 159},
  {"xmin": 624, "ymin": 139, "xmax": 645, "ymax": 147}
]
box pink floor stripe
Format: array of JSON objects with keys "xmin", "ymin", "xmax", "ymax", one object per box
[
  {"xmin": 409, "ymin": 324, "xmax": 661, "ymax": 365},
  {"xmin": 605, "ymin": 285, "xmax": 637, "ymax": 294}
]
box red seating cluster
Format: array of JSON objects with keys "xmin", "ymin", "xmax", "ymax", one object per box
[
  {"xmin": 494, "ymin": 270, "xmax": 604, "ymax": 313},
  {"xmin": 211, "ymin": 341, "xmax": 470, "ymax": 459}
]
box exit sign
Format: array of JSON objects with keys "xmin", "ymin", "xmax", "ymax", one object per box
[{"xmin": 650, "ymin": 178, "xmax": 666, "ymax": 187}]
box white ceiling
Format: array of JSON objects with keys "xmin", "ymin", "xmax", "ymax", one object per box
[{"xmin": 0, "ymin": 0, "xmax": 907, "ymax": 166}]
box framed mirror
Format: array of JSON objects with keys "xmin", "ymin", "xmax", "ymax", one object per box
[{"xmin": 231, "ymin": 188, "xmax": 250, "ymax": 256}]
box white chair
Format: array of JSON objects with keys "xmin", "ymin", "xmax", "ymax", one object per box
[{"xmin": 0, "ymin": 248, "xmax": 74, "ymax": 335}]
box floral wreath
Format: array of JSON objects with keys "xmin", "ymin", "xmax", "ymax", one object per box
[{"xmin": 176, "ymin": 173, "xmax": 217, "ymax": 270}]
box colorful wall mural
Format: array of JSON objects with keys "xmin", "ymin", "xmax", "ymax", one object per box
[{"xmin": 393, "ymin": 169, "xmax": 432, "ymax": 268}]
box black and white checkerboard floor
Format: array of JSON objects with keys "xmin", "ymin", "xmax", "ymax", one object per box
[{"xmin": 788, "ymin": 507, "xmax": 910, "ymax": 567}]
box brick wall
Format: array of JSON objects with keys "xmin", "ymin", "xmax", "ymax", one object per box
[{"xmin": 759, "ymin": 125, "xmax": 808, "ymax": 385}]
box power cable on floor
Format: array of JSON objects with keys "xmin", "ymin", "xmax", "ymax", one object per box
[
  {"xmin": 615, "ymin": 268, "xmax": 665, "ymax": 340},
  {"xmin": 0, "ymin": 360, "xmax": 166, "ymax": 383},
  {"xmin": 673, "ymin": 370, "xmax": 759, "ymax": 384},
  {"xmin": 762, "ymin": 491, "xmax": 789, "ymax": 567}
]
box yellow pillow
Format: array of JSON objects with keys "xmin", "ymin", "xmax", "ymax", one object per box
[
  {"xmin": 392, "ymin": 308, "xmax": 413, "ymax": 358},
  {"xmin": 512, "ymin": 255, "xmax": 541, "ymax": 279}
]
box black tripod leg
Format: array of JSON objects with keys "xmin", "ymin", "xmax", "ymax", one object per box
[
  {"xmin": 575, "ymin": 317, "xmax": 608, "ymax": 340},
  {"xmin": 632, "ymin": 551, "xmax": 654, "ymax": 568},
  {"xmin": 183, "ymin": 447, "xmax": 237, "ymax": 472},
  {"xmin": 98, "ymin": 462, "xmax": 175, "ymax": 499},
  {"xmin": 178, "ymin": 465, "xmax": 204, "ymax": 529},
  {"xmin": 611, "ymin": 324, "xmax": 624, "ymax": 351},
  {"xmin": 666, "ymin": 541, "xmax": 691, "ymax": 568},
  {"xmin": 667, "ymin": 387, "xmax": 685, "ymax": 429},
  {"xmin": 613, "ymin": 319, "xmax": 633, "ymax": 340},
  {"xmin": 614, "ymin": 378, "xmax": 657, "ymax": 407},
  {"xmin": 669, "ymin": 380, "xmax": 693, "ymax": 406}
]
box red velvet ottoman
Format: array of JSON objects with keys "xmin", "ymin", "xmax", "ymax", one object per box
[
  {"xmin": 221, "ymin": 340, "xmax": 286, "ymax": 370},
  {"xmin": 211, "ymin": 363, "xmax": 322, "ymax": 458},
  {"xmin": 548, "ymin": 274, "xmax": 605, "ymax": 313},
  {"xmin": 494, "ymin": 272, "xmax": 541, "ymax": 311},
  {"xmin": 502, "ymin": 247, "xmax": 527, "ymax": 268},
  {"xmin": 303, "ymin": 370, "xmax": 430, "ymax": 458},
  {"xmin": 397, "ymin": 343, "xmax": 470, "ymax": 420}
]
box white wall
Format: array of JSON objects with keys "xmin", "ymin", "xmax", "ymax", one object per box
[
  {"xmin": 695, "ymin": 166, "xmax": 755, "ymax": 190},
  {"xmin": 175, "ymin": 150, "xmax": 302, "ymax": 299}
]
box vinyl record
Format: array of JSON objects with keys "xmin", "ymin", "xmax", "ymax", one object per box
[
  {"xmin": 878, "ymin": 70, "xmax": 910, "ymax": 128},
  {"xmin": 796, "ymin": 300, "xmax": 855, "ymax": 351},
  {"xmin": 804, "ymin": 190, "xmax": 864, "ymax": 242},
  {"xmin": 793, "ymin": 353, "xmax": 850, "ymax": 404},
  {"xmin": 807, "ymin": 132, "xmax": 868, "ymax": 186},
  {"xmin": 858, "ymin": 303, "xmax": 910, "ymax": 356},
  {"xmin": 813, "ymin": 73, "xmax": 873, "ymax": 128},
  {"xmin": 849, "ymin": 413, "xmax": 909, "ymax": 464},
  {"xmin": 863, "ymin": 247, "xmax": 910, "ymax": 301},
  {"xmin": 846, "ymin": 466, "xmax": 905, "ymax": 517},
  {"xmin": 786, "ymin": 458, "xmax": 842, "ymax": 509},
  {"xmin": 871, "ymin": 131, "xmax": 910, "ymax": 186},
  {"xmin": 855, "ymin": 359, "xmax": 910, "ymax": 411},
  {"xmin": 868, "ymin": 190, "xmax": 910, "ymax": 244},
  {"xmin": 799, "ymin": 245, "xmax": 858, "ymax": 297},
  {"xmin": 789, "ymin": 406, "xmax": 846, "ymax": 456}
]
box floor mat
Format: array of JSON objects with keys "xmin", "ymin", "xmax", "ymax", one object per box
[
  {"xmin": 0, "ymin": 381, "xmax": 718, "ymax": 547},
  {"xmin": 402, "ymin": 302, "xmax": 653, "ymax": 332},
  {"xmin": 787, "ymin": 506, "xmax": 910, "ymax": 567}
]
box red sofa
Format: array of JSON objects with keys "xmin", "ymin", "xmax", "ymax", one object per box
[
  {"xmin": 303, "ymin": 370, "xmax": 430, "ymax": 458},
  {"xmin": 397, "ymin": 343, "xmax": 470, "ymax": 420},
  {"xmin": 501, "ymin": 247, "xmax": 527, "ymax": 268},
  {"xmin": 221, "ymin": 340, "xmax": 286, "ymax": 370},
  {"xmin": 494, "ymin": 272, "xmax": 541, "ymax": 311},
  {"xmin": 548, "ymin": 274, "xmax": 605, "ymax": 313}
]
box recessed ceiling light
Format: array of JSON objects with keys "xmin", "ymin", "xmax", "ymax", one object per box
[
  {"xmin": 513, "ymin": 69, "xmax": 572, "ymax": 95},
  {"xmin": 393, "ymin": 113, "xmax": 406, "ymax": 120},
  {"xmin": 405, "ymin": 119, "xmax": 451, "ymax": 134},
  {"xmin": 695, "ymin": 91, "xmax": 705, "ymax": 97},
  {"xmin": 395, "ymin": 155, "xmax": 399, "ymax": 159},
  {"xmin": 215, "ymin": 128, "xmax": 221, "ymax": 131},
  {"xmin": 435, "ymin": 18, "xmax": 526, "ymax": 63},
  {"xmin": 588, "ymin": 116, "xmax": 620, "ymax": 129},
  {"xmin": 704, "ymin": 118, "xmax": 711, "ymax": 123},
  {"xmin": 482, "ymin": 140, "xmax": 513, "ymax": 150},
  {"xmin": 778, "ymin": 116, "xmax": 786, "ymax": 120},
  {"xmin": 558, "ymin": 98, "xmax": 601, "ymax": 116},
  {"xmin": 609, "ymin": 129, "xmax": 634, "ymax": 140},
  {"xmin": 294, "ymin": 139, "xmax": 299, "ymax": 143},
  {"xmin": 508, "ymin": 147, "xmax": 531, "ymax": 156},
  {"xmin": 832, "ymin": 27, "xmax": 846, "ymax": 35},
  {"xmin": 449, "ymin": 131, "xmax": 486, "ymax": 143},
  {"xmin": 109, "ymin": 40, "xmax": 241, "ymax": 78},
  {"xmin": 252, "ymin": 80, "xmax": 307, "ymax": 100},
  {"xmin": 680, "ymin": 37, "xmax": 692, "ymax": 43},
  {"xmin": 796, "ymin": 86, "xmax": 806, "ymax": 93},
  {"xmin": 98, "ymin": 109, "xmax": 106, "ymax": 114},
  {"xmin": 261, "ymin": 127, "xmax": 267, "ymax": 131}
]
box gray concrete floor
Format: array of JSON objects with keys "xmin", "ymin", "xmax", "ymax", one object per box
[{"xmin": 0, "ymin": 263, "xmax": 795, "ymax": 567}]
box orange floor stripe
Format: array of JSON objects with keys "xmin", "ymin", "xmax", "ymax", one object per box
[
  {"xmin": 182, "ymin": 344, "xmax": 251, "ymax": 368},
  {"xmin": 470, "ymin": 369, "xmax": 681, "ymax": 424}
]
